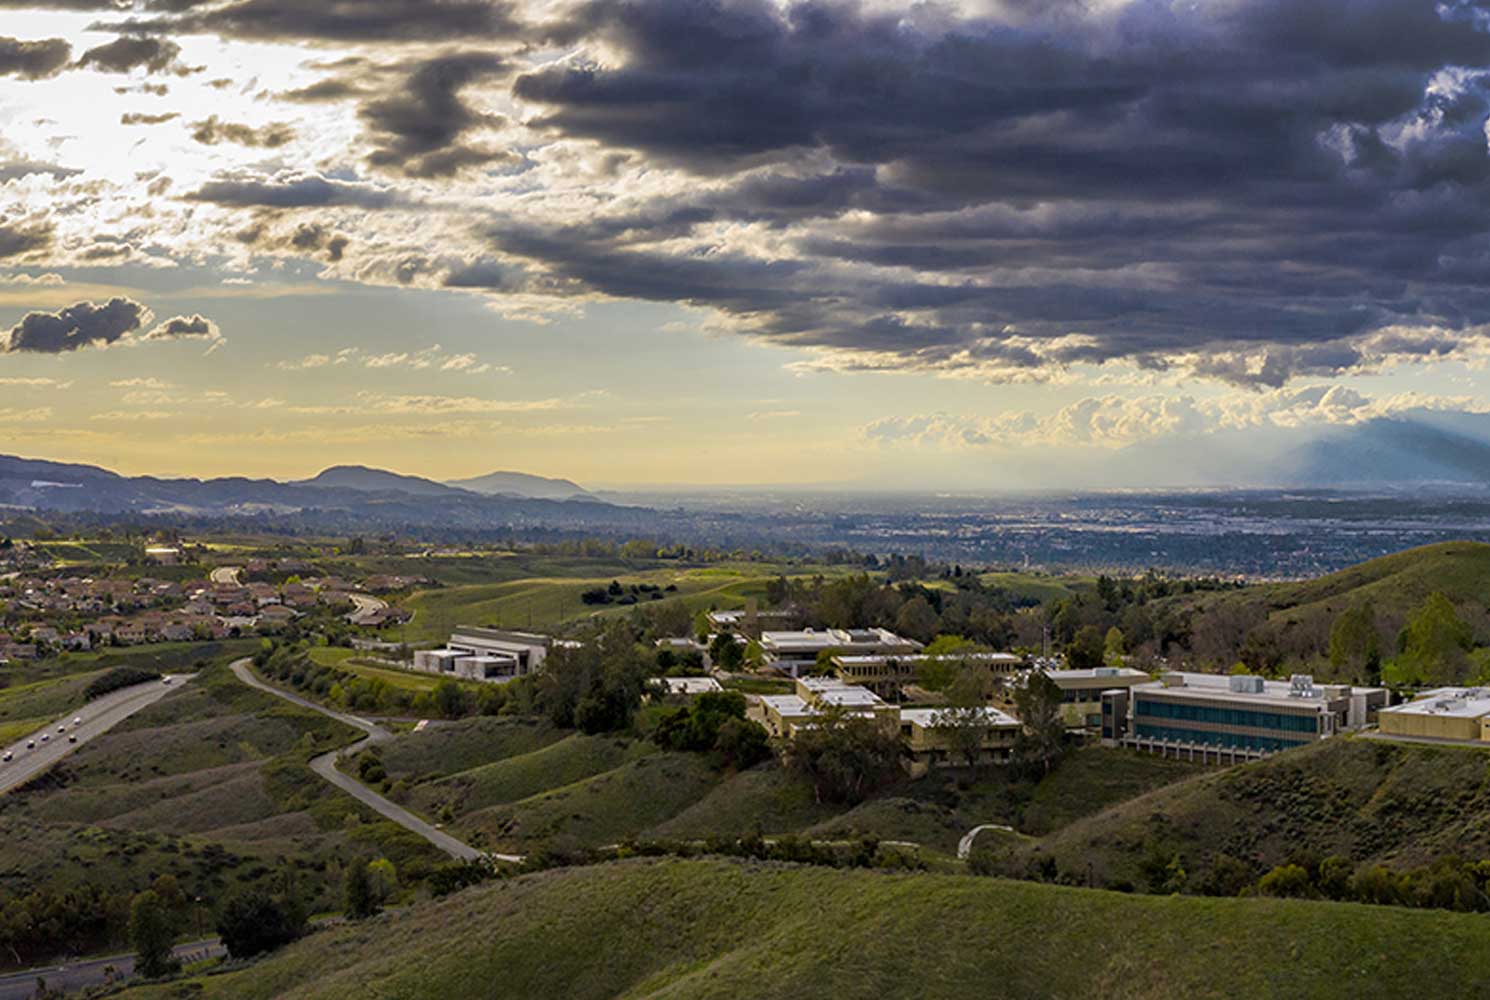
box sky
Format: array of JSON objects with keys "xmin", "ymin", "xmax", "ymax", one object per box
[{"xmin": 1, "ymin": 0, "xmax": 1490, "ymax": 489}]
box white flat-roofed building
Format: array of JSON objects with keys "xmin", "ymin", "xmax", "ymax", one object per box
[
  {"xmin": 1379, "ymin": 687, "xmax": 1490, "ymax": 742},
  {"xmin": 413, "ymin": 648, "xmax": 465, "ymax": 673},
  {"xmin": 760, "ymin": 627, "xmax": 923, "ymax": 677},
  {"xmin": 1041, "ymin": 666, "xmax": 1151, "ymax": 728},
  {"xmin": 411, "ymin": 627, "xmax": 561, "ymax": 684},
  {"xmin": 660, "ymin": 676, "xmax": 725, "ymax": 697},
  {"xmin": 1104, "ymin": 671, "xmax": 1388, "ymax": 756}
]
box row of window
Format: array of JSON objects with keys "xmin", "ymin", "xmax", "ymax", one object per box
[
  {"xmin": 1133, "ymin": 723, "xmax": 1312, "ymax": 752},
  {"xmin": 1135, "ymin": 697, "xmax": 1321, "ymax": 734}
]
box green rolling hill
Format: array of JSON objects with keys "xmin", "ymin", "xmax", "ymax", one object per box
[{"xmin": 113, "ymin": 857, "xmax": 1490, "ymax": 1000}]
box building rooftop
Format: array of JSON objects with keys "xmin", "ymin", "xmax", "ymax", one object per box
[
  {"xmin": 1045, "ymin": 667, "xmax": 1149, "ymax": 681},
  {"xmin": 835, "ymin": 651, "xmax": 1022, "ymax": 665},
  {"xmin": 1379, "ymin": 687, "xmax": 1490, "ymax": 719},
  {"xmin": 900, "ymin": 707, "xmax": 1020, "ymax": 729},
  {"xmin": 1135, "ymin": 671, "xmax": 1385, "ymax": 710},
  {"xmin": 661, "ymin": 677, "xmax": 724, "ymax": 695},
  {"xmin": 761, "ymin": 627, "xmax": 922, "ymax": 651}
]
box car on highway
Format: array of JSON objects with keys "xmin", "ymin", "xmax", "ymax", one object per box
[
  {"xmin": 57, "ymin": 726, "xmax": 65, "ymax": 734},
  {"xmin": 2, "ymin": 751, "xmax": 10, "ymax": 762},
  {"xmin": 25, "ymin": 740, "xmax": 34, "ymax": 749},
  {"xmin": 72, "ymin": 717, "xmax": 81, "ymax": 726},
  {"xmin": 162, "ymin": 677, "xmax": 172, "ymax": 685},
  {"xmin": 40, "ymin": 734, "xmax": 48, "ymax": 743},
  {"xmin": 68, "ymin": 734, "xmax": 77, "ymax": 744}
]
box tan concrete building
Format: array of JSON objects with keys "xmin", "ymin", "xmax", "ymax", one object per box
[
  {"xmin": 1378, "ymin": 688, "xmax": 1490, "ymax": 742},
  {"xmin": 1042, "ymin": 666, "xmax": 1151, "ymax": 729}
]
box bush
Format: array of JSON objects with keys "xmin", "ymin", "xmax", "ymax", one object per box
[
  {"xmin": 86, "ymin": 667, "xmax": 161, "ymax": 700},
  {"xmin": 216, "ymin": 889, "xmax": 306, "ymax": 959}
]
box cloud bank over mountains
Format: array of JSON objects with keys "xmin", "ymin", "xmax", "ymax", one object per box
[{"xmin": 2, "ymin": 0, "xmax": 1490, "ymax": 484}]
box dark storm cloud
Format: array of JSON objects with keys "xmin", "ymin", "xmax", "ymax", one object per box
[
  {"xmin": 190, "ymin": 116, "xmax": 295, "ymax": 148},
  {"xmin": 104, "ymin": 0, "xmax": 524, "ymax": 43},
  {"xmin": 76, "ymin": 35, "xmax": 183, "ymax": 74},
  {"xmin": 0, "ymin": 36, "xmax": 71, "ymax": 80},
  {"xmin": 360, "ymin": 52, "xmax": 508, "ymax": 178},
  {"xmin": 477, "ymin": 0, "xmax": 1490, "ymax": 382},
  {"xmin": 187, "ymin": 173, "xmax": 400, "ymax": 209},
  {"xmin": 0, "ymin": 221, "xmax": 53, "ymax": 259},
  {"xmin": 1, "ymin": 297, "xmax": 149, "ymax": 353}
]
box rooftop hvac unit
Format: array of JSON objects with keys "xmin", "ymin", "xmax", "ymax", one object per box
[
  {"xmin": 1288, "ymin": 674, "xmax": 1317, "ymax": 698},
  {"xmin": 1229, "ymin": 675, "xmax": 1265, "ymax": 694}
]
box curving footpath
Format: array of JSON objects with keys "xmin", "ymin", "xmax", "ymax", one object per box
[
  {"xmin": 228, "ymin": 659, "xmax": 518, "ymax": 862},
  {"xmin": 957, "ymin": 823, "xmax": 1016, "ymax": 860}
]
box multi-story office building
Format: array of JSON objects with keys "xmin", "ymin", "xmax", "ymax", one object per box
[
  {"xmin": 1042, "ymin": 666, "xmax": 1151, "ymax": 728},
  {"xmin": 834, "ymin": 651, "xmax": 1025, "ymax": 700},
  {"xmin": 759, "ymin": 627, "xmax": 923, "ymax": 677},
  {"xmin": 1102, "ymin": 672, "xmax": 1387, "ymax": 756}
]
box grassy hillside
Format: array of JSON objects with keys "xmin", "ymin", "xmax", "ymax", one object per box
[
  {"xmin": 114, "ymin": 857, "xmax": 1490, "ymax": 1000},
  {"xmin": 0, "ymin": 659, "xmax": 441, "ymax": 921},
  {"xmin": 1167, "ymin": 541, "xmax": 1490, "ymax": 667},
  {"xmin": 1002, "ymin": 736, "xmax": 1490, "ymax": 890},
  {"xmin": 459, "ymin": 753, "xmax": 720, "ymax": 851}
]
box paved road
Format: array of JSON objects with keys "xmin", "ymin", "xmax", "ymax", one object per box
[
  {"xmin": 0, "ymin": 676, "xmax": 193, "ymax": 795},
  {"xmin": 0, "ymin": 938, "xmax": 223, "ymax": 1000},
  {"xmin": 228, "ymin": 660, "xmax": 511, "ymax": 862},
  {"xmin": 957, "ymin": 823, "xmax": 1016, "ymax": 860},
  {"xmin": 208, "ymin": 565, "xmax": 240, "ymax": 585},
  {"xmin": 346, "ymin": 592, "xmax": 388, "ymax": 625}
]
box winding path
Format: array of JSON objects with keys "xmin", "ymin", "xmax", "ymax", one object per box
[
  {"xmin": 957, "ymin": 823, "xmax": 1016, "ymax": 860},
  {"xmin": 209, "ymin": 565, "xmax": 241, "ymax": 585},
  {"xmin": 228, "ymin": 659, "xmax": 516, "ymax": 862}
]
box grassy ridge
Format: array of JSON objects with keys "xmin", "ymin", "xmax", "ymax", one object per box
[
  {"xmin": 1167, "ymin": 540, "xmax": 1490, "ymax": 646},
  {"xmin": 115, "ymin": 857, "xmax": 1490, "ymax": 1000},
  {"xmin": 1008, "ymin": 736, "xmax": 1490, "ymax": 888}
]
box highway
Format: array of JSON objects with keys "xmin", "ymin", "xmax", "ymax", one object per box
[
  {"xmin": 228, "ymin": 660, "xmax": 510, "ymax": 862},
  {"xmin": 0, "ymin": 939, "xmax": 223, "ymax": 1000},
  {"xmin": 0, "ymin": 675, "xmax": 192, "ymax": 795}
]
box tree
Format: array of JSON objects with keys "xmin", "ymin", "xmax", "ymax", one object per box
[
  {"xmin": 216, "ymin": 890, "xmax": 305, "ymax": 959},
  {"xmin": 895, "ymin": 596, "xmax": 940, "ymax": 643},
  {"xmin": 367, "ymin": 859, "xmax": 398, "ymax": 907},
  {"xmin": 343, "ymin": 860, "xmax": 379, "ymax": 920},
  {"xmin": 433, "ymin": 679, "xmax": 472, "ymax": 718},
  {"xmin": 1257, "ymin": 863, "xmax": 1315, "ymax": 899},
  {"xmin": 783, "ymin": 707, "xmax": 902, "ymax": 804},
  {"xmin": 1064, "ymin": 626, "xmax": 1105, "ymax": 670},
  {"xmin": 1103, "ymin": 627, "xmax": 1125, "ymax": 666},
  {"xmin": 1387, "ymin": 592, "xmax": 1473, "ymax": 686},
  {"xmin": 1328, "ymin": 602, "xmax": 1380, "ymax": 684},
  {"xmin": 709, "ymin": 631, "xmax": 744, "ymax": 671},
  {"xmin": 1013, "ymin": 671, "xmax": 1065, "ymax": 775},
  {"xmin": 128, "ymin": 891, "xmax": 179, "ymax": 979},
  {"xmin": 932, "ymin": 668, "xmax": 995, "ymax": 767}
]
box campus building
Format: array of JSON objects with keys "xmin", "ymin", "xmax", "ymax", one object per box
[
  {"xmin": 1102, "ymin": 672, "xmax": 1387, "ymax": 758},
  {"xmin": 1378, "ymin": 688, "xmax": 1490, "ymax": 742},
  {"xmin": 706, "ymin": 603, "xmax": 802, "ymax": 639},
  {"xmin": 749, "ymin": 676, "xmax": 1021, "ymax": 776},
  {"xmin": 834, "ymin": 651, "xmax": 1026, "ymax": 700},
  {"xmin": 411, "ymin": 627, "xmax": 565, "ymax": 684},
  {"xmin": 1042, "ymin": 666, "xmax": 1151, "ymax": 729},
  {"xmin": 899, "ymin": 706, "xmax": 1021, "ymax": 777},
  {"xmin": 759, "ymin": 627, "xmax": 923, "ymax": 677}
]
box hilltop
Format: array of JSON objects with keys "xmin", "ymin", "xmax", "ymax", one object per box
[
  {"xmin": 996, "ymin": 736, "xmax": 1490, "ymax": 891},
  {"xmin": 447, "ymin": 469, "xmax": 592, "ymax": 500},
  {"xmin": 1160, "ymin": 541, "xmax": 1490, "ymax": 669},
  {"xmin": 294, "ymin": 465, "xmax": 463, "ymax": 496},
  {"xmin": 112, "ymin": 857, "xmax": 1490, "ymax": 1000}
]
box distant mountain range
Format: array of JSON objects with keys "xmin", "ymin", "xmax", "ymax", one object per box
[
  {"xmin": 0, "ymin": 454, "xmax": 634, "ymax": 534},
  {"xmin": 1278, "ymin": 414, "xmax": 1490, "ymax": 486},
  {"xmin": 446, "ymin": 470, "xmax": 592, "ymax": 500}
]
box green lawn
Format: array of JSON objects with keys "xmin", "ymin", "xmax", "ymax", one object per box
[{"xmin": 112, "ymin": 857, "xmax": 1490, "ymax": 1000}]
